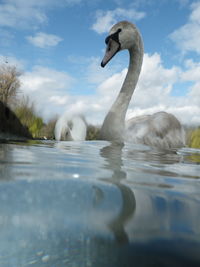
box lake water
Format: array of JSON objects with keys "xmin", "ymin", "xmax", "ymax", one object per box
[{"xmin": 0, "ymin": 140, "xmax": 200, "ymax": 267}]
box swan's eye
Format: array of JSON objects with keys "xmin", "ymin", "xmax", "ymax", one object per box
[
  {"xmin": 105, "ymin": 36, "xmax": 109, "ymax": 45},
  {"xmin": 105, "ymin": 28, "xmax": 122, "ymax": 45}
]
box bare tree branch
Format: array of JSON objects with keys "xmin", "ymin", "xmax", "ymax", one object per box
[{"xmin": 0, "ymin": 64, "xmax": 21, "ymax": 106}]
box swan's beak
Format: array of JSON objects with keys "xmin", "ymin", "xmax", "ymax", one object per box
[{"xmin": 101, "ymin": 39, "xmax": 120, "ymax": 68}]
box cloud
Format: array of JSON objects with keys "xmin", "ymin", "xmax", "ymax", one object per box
[
  {"xmin": 20, "ymin": 66, "xmax": 75, "ymax": 120},
  {"xmin": 132, "ymin": 53, "xmax": 181, "ymax": 107},
  {"xmin": 170, "ymin": 2, "xmax": 200, "ymax": 54},
  {"xmin": 88, "ymin": 52, "xmax": 200, "ymax": 126},
  {"xmin": 181, "ymin": 59, "xmax": 200, "ymax": 108},
  {"xmin": 19, "ymin": 53, "xmax": 200, "ymax": 126},
  {"xmin": 0, "ymin": 54, "xmax": 25, "ymax": 70},
  {"xmin": 93, "ymin": 53, "xmax": 180, "ymax": 121},
  {"xmin": 49, "ymin": 95, "xmax": 69, "ymax": 105},
  {"xmin": 0, "ymin": 2, "xmax": 47, "ymax": 29},
  {"xmin": 127, "ymin": 54, "xmax": 200, "ymax": 126},
  {"xmin": 84, "ymin": 56, "xmax": 123, "ymax": 84},
  {"xmin": 92, "ymin": 7, "xmax": 146, "ymax": 34},
  {"xmin": 0, "ymin": 0, "xmax": 82, "ymax": 29},
  {"xmin": 26, "ymin": 32, "xmax": 63, "ymax": 48},
  {"xmin": 181, "ymin": 59, "xmax": 200, "ymax": 82}
]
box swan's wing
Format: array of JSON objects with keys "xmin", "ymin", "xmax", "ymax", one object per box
[
  {"xmin": 149, "ymin": 112, "xmax": 185, "ymax": 148},
  {"xmin": 54, "ymin": 118, "xmax": 71, "ymax": 141},
  {"xmin": 125, "ymin": 115, "xmax": 150, "ymax": 144},
  {"xmin": 54, "ymin": 113, "xmax": 87, "ymax": 141},
  {"xmin": 70, "ymin": 115, "xmax": 87, "ymax": 141},
  {"xmin": 125, "ymin": 112, "xmax": 185, "ymax": 148},
  {"xmin": 54, "ymin": 113, "xmax": 73, "ymax": 141}
]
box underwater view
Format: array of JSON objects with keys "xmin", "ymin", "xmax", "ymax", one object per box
[{"xmin": 0, "ymin": 140, "xmax": 200, "ymax": 267}]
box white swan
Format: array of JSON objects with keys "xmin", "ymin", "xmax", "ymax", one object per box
[
  {"xmin": 99, "ymin": 21, "xmax": 185, "ymax": 148},
  {"xmin": 54, "ymin": 113, "xmax": 87, "ymax": 141}
]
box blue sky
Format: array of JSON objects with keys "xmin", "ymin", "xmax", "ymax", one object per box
[{"xmin": 0, "ymin": 0, "xmax": 200, "ymax": 126}]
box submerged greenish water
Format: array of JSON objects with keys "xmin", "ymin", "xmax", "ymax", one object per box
[{"xmin": 0, "ymin": 140, "xmax": 200, "ymax": 267}]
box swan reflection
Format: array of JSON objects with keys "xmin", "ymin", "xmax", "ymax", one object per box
[{"xmin": 99, "ymin": 142, "xmax": 136, "ymax": 244}]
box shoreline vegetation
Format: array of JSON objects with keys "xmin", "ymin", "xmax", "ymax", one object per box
[
  {"xmin": 0, "ymin": 63, "xmax": 200, "ymax": 148},
  {"xmin": 1, "ymin": 97, "xmax": 200, "ymax": 149}
]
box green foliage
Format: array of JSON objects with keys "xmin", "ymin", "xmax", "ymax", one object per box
[
  {"xmin": 86, "ymin": 124, "xmax": 100, "ymax": 140},
  {"xmin": 29, "ymin": 117, "xmax": 43, "ymax": 138},
  {"xmin": 14, "ymin": 97, "xmax": 44, "ymax": 138},
  {"xmin": 188, "ymin": 128, "xmax": 200, "ymax": 149}
]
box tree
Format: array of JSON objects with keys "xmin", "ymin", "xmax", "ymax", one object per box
[{"xmin": 0, "ymin": 64, "xmax": 21, "ymax": 106}]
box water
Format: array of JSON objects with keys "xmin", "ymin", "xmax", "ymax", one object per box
[{"xmin": 0, "ymin": 140, "xmax": 200, "ymax": 267}]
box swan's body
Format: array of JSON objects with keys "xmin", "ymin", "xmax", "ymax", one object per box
[
  {"xmin": 54, "ymin": 113, "xmax": 87, "ymax": 141},
  {"xmin": 125, "ymin": 111, "xmax": 185, "ymax": 148},
  {"xmin": 99, "ymin": 21, "xmax": 185, "ymax": 148}
]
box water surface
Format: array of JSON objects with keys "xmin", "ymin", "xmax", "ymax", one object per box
[{"xmin": 0, "ymin": 140, "xmax": 200, "ymax": 267}]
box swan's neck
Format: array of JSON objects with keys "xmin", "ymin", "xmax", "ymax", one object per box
[{"xmin": 99, "ymin": 43, "xmax": 143, "ymax": 141}]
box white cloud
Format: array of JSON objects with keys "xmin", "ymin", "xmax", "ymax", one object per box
[
  {"xmin": 127, "ymin": 54, "xmax": 200, "ymax": 126},
  {"xmin": 0, "ymin": 0, "xmax": 82, "ymax": 29},
  {"xmin": 88, "ymin": 52, "xmax": 200, "ymax": 126},
  {"xmin": 92, "ymin": 7, "xmax": 145, "ymax": 34},
  {"xmin": 132, "ymin": 53, "xmax": 181, "ymax": 107},
  {"xmin": 19, "ymin": 53, "xmax": 200, "ymax": 126},
  {"xmin": 72, "ymin": 53, "xmax": 181, "ymax": 125},
  {"xmin": 0, "ymin": 54, "xmax": 25, "ymax": 70},
  {"xmin": 181, "ymin": 59, "xmax": 200, "ymax": 107},
  {"xmin": 84, "ymin": 56, "xmax": 123, "ymax": 84},
  {"xmin": 0, "ymin": 2, "xmax": 47, "ymax": 29},
  {"xmin": 20, "ymin": 66, "xmax": 75, "ymax": 120},
  {"xmin": 181, "ymin": 59, "xmax": 200, "ymax": 81},
  {"xmin": 49, "ymin": 95, "xmax": 69, "ymax": 105},
  {"xmin": 26, "ymin": 32, "xmax": 63, "ymax": 48},
  {"xmin": 170, "ymin": 2, "xmax": 200, "ymax": 54}
]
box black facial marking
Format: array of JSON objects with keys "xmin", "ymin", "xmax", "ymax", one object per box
[{"xmin": 105, "ymin": 28, "xmax": 122, "ymax": 45}]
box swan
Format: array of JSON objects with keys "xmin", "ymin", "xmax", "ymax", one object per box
[
  {"xmin": 54, "ymin": 113, "xmax": 87, "ymax": 141},
  {"xmin": 99, "ymin": 21, "xmax": 185, "ymax": 148}
]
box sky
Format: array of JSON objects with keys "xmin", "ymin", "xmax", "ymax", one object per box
[{"xmin": 0, "ymin": 0, "xmax": 200, "ymax": 126}]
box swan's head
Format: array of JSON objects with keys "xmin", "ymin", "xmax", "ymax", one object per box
[{"xmin": 101, "ymin": 21, "xmax": 142, "ymax": 67}]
